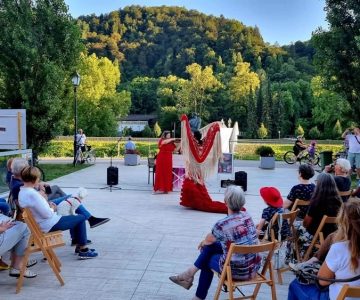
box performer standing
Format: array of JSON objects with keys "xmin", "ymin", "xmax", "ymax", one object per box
[{"xmin": 154, "ymin": 131, "xmax": 179, "ymax": 194}]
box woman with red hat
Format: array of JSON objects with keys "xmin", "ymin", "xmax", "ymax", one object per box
[{"xmin": 256, "ymin": 187, "xmax": 290, "ymax": 240}]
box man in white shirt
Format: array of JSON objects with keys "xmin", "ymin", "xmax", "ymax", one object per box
[
  {"xmin": 342, "ymin": 127, "xmax": 360, "ymax": 179},
  {"xmin": 76, "ymin": 129, "xmax": 86, "ymax": 152},
  {"xmin": 125, "ymin": 137, "xmax": 138, "ymax": 154}
]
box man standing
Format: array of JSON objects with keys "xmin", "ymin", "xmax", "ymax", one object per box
[
  {"xmin": 76, "ymin": 129, "xmax": 87, "ymax": 152},
  {"xmin": 342, "ymin": 127, "xmax": 360, "ymax": 179}
]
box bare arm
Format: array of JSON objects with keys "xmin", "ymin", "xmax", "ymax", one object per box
[
  {"xmin": 318, "ymin": 261, "xmax": 335, "ymax": 286},
  {"xmin": 283, "ymin": 199, "xmax": 293, "ymax": 209},
  {"xmin": 341, "ymin": 129, "xmax": 350, "ymax": 139},
  {"xmin": 303, "ymin": 215, "xmax": 313, "ymax": 229},
  {"xmin": 198, "ymin": 233, "xmax": 216, "ymax": 250}
]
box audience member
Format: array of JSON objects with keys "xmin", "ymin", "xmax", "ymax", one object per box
[
  {"xmin": 324, "ymin": 158, "xmax": 352, "ymax": 202},
  {"xmin": 283, "ymin": 164, "xmax": 315, "ymax": 219},
  {"xmin": 297, "ymin": 173, "xmax": 342, "ymax": 258},
  {"xmin": 342, "ymin": 127, "xmax": 360, "ymax": 179},
  {"xmin": 0, "ymin": 213, "xmax": 37, "ymax": 278},
  {"xmin": 288, "ymin": 199, "xmax": 360, "ymax": 299},
  {"xmin": 169, "ymin": 186, "xmax": 261, "ymax": 300},
  {"xmin": 256, "ymin": 187, "xmax": 290, "ymax": 240},
  {"xmin": 125, "ymin": 137, "xmax": 139, "ymax": 154},
  {"xmin": 18, "ymin": 166, "xmax": 98, "ymax": 259},
  {"xmin": 10, "ymin": 158, "xmax": 110, "ymax": 232}
]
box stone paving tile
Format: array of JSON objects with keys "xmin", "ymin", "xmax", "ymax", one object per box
[{"xmin": 0, "ymin": 160, "xmax": 305, "ymax": 299}]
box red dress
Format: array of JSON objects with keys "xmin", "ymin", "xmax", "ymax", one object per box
[{"xmin": 154, "ymin": 138, "xmax": 176, "ymax": 192}]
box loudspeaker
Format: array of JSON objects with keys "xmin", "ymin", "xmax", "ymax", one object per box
[
  {"xmin": 235, "ymin": 171, "xmax": 247, "ymax": 191},
  {"xmin": 221, "ymin": 179, "xmax": 236, "ymax": 188},
  {"xmin": 107, "ymin": 166, "xmax": 118, "ymax": 185}
]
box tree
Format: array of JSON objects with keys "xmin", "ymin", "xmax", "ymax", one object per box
[
  {"xmin": 312, "ymin": 0, "xmax": 360, "ymax": 119},
  {"xmin": 0, "ymin": 0, "xmax": 83, "ymax": 150},
  {"xmin": 257, "ymin": 123, "xmax": 268, "ymax": 139},
  {"xmin": 332, "ymin": 120, "xmax": 343, "ymax": 139},
  {"xmin": 309, "ymin": 126, "xmax": 321, "ymax": 139},
  {"xmin": 153, "ymin": 122, "xmax": 162, "ymax": 137},
  {"xmin": 296, "ymin": 125, "xmax": 304, "ymax": 137}
]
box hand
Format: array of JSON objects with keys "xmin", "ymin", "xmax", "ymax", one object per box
[
  {"xmin": 0, "ymin": 220, "xmax": 15, "ymax": 233},
  {"xmin": 49, "ymin": 202, "xmax": 57, "ymax": 212}
]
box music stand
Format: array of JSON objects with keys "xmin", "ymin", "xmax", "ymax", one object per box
[{"xmin": 101, "ymin": 138, "xmax": 122, "ymax": 192}]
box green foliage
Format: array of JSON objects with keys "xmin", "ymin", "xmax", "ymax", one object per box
[
  {"xmin": 153, "ymin": 122, "xmax": 162, "ymax": 137},
  {"xmin": 0, "ymin": 0, "xmax": 83, "ymax": 151},
  {"xmin": 142, "ymin": 125, "xmax": 154, "ymax": 137},
  {"xmin": 296, "ymin": 125, "xmax": 304, "ymax": 137},
  {"xmin": 312, "ymin": 0, "xmax": 360, "ymax": 119},
  {"xmin": 309, "ymin": 126, "xmax": 321, "ymax": 139},
  {"xmin": 255, "ymin": 145, "xmax": 275, "ymax": 157},
  {"xmin": 332, "ymin": 120, "xmax": 343, "ymax": 139},
  {"xmin": 158, "ymin": 106, "xmax": 179, "ymax": 132},
  {"xmin": 257, "ymin": 123, "xmax": 268, "ymax": 139}
]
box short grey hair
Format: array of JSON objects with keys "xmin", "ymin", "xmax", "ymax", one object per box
[
  {"xmin": 224, "ymin": 185, "xmax": 245, "ymax": 212},
  {"xmin": 11, "ymin": 158, "xmax": 29, "ymax": 176},
  {"xmin": 336, "ymin": 158, "xmax": 351, "ymax": 173}
]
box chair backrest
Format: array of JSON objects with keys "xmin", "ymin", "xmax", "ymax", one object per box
[
  {"xmin": 266, "ymin": 210, "xmax": 298, "ymax": 242},
  {"xmin": 338, "ymin": 190, "xmax": 351, "ymax": 197},
  {"xmin": 291, "ymin": 199, "xmax": 310, "ymax": 212},
  {"xmin": 22, "ymin": 208, "xmax": 44, "ymax": 244},
  {"xmin": 148, "ymin": 157, "xmax": 155, "ymax": 168},
  {"xmin": 303, "ymin": 215, "xmax": 337, "ymax": 261},
  {"xmin": 336, "ymin": 284, "xmax": 360, "ymax": 300}
]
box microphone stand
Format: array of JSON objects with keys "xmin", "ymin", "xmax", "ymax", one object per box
[{"xmin": 101, "ymin": 137, "xmax": 122, "ymax": 192}]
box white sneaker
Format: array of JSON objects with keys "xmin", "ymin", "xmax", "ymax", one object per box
[{"xmin": 9, "ymin": 268, "xmax": 37, "ymax": 278}]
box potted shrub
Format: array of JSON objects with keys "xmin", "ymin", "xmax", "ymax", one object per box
[{"xmin": 255, "ymin": 145, "xmax": 275, "ymax": 169}]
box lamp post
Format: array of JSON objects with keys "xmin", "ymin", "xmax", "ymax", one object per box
[
  {"xmin": 278, "ymin": 130, "xmax": 281, "ymax": 140},
  {"xmin": 72, "ymin": 72, "xmax": 81, "ymax": 166}
]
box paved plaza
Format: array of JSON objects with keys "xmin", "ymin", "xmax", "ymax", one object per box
[{"xmin": 0, "ymin": 159, "xmax": 309, "ymax": 299}]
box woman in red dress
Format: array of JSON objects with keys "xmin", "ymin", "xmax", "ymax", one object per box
[{"xmin": 154, "ymin": 131, "xmax": 178, "ymax": 193}]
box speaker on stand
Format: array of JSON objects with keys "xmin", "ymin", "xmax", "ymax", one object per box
[{"xmin": 101, "ymin": 138, "xmax": 122, "ymax": 192}]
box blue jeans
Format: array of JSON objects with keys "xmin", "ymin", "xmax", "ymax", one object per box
[
  {"xmin": 51, "ymin": 196, "xmax": 91, "ymax": 219},
  {"xmin": 0, "ymin": 198, "xmax": 10, "ymax": 216},
  {"xmin": 194, "ymin": 242, "xmax": 222, "ymax": 299},
  {"xmin": 288, "ymin": 279, "xmax": 329, "ymax": 300},
  {"xmin": 49, "ymin": 215, "xmax": 87, "ymax": 246}
]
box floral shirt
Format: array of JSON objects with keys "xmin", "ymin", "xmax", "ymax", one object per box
[
  {"xmin": 212, "ymin": 211, "xmax": 261, "ymax": 280},
  {"xmin": 287, "ymin": 183, "xmax": 315, "ymax": 219}
]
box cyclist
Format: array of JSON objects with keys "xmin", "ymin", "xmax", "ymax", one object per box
[
  {"xmin": 76, "ymin": 128, "xmax": 86, "ymax": 152},
  {"xmin": 293, "ymin": 135, "xmax": 307, "ymax": 160}
]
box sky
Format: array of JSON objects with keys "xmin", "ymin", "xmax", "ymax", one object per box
[{"xmin": 64, "ymin": 0, "xmax": 328, "ymax": 45}]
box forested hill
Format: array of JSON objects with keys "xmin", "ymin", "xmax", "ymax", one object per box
[
  {"xmin": 76, "ymin": 5, "xmax": 347, "ymax": 139},
  {"xmin": 78, "ymin": 5, "xmax": 308, "ymax": 81}
]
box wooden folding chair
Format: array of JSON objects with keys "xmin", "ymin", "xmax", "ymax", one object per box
[
  {"xmin": 266, "ymin": 210, "xmax": 299, "ymax": 285},
  {"xmin": 213, "ymin": 241, "xmax": 277, "ymax": 300},
  {"xmin": 338, "ymin": 190, "xmax": 352, "ymax": 197},
  {"xmin": 336, "ymin": 284, "xmax": 360, "ymax": 300},
  {"xmin": 16, "ymin": 208, "xmax": 66, "ymax": 293},
  {"xmin": 303, "ymin": 215, "xmax": 337, "ymax": 261},
  {"xmin": 290, "ymin": 199, "xmax": 310, "ymax": 213}
]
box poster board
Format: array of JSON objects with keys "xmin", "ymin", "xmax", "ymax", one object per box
[
  {"xmin": 0, "ymin": 109, "xmax": 27, "ymax": 150},
  {"xmin": 218, "ymin": 153, "xmax": 233, "ymax": 174}
]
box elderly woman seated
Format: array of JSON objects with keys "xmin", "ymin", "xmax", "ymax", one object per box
[
  {"xmin": 169, "ymin": 185, "xmax": 261, "ymax": 300},
  {"xmin": 0, "ymin": 213, "xmax": 37, "ymax": 278}
]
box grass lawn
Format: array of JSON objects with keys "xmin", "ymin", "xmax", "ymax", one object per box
[{"xmin": 39, "ymin": 163, "xmax": 91, "ymax": 181}]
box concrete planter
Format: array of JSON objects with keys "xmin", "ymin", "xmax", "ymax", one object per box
[{"xmin": 259, "ymin": 156, "xmax": 275, "ymax": 169}]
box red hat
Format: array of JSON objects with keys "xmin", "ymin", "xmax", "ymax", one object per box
[{"xmin": 260, "ymin": 187, "xmax": 283, "ymax": 208}]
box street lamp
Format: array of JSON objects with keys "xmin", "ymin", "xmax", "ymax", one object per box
[
  {"xmin": 278, "ymin": 130, "xmax": 281, "ymax": 140},
  {"xmin": 72, "ymin": 72, "xmax": 81, "ymax": 166}
]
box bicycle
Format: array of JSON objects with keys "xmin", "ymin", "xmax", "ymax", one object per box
[
  {"xmin": 74, "ymin": 144, "xmax": 96, "ymax": 166},
  {"xmin": 283, "ymin": 149, "xmax": 320, "ymax": 166}
]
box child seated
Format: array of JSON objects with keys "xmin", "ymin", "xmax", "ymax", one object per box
[
  {"xmin": 256, "ymin": 187, "xmax": 290, "ymax": 240},
  {"xmin": 308, "ymin": 140, "xmax": 316, "ymax": 159}
]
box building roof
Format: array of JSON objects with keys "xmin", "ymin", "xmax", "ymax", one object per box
[{"xmin": 120, "ymin": 114, "xmax": 157, "ymax": 121}]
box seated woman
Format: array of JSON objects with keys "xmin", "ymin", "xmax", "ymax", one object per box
[
  {"xmin": 169, "ymin": 185, "xmax": 261, "ymax": 300},
  {"xmin": 283, "ymin": 164, "xmax": 315, "ymax": 219},
  {"xmin": 288, "ymin": 198, "xmax": 360, "ymax": 300},
  {"xmin": 324, "ymin": 158, "xmax": 352, "ymax": 202},
  {"xmin": 10, "ymin": 158, "xmax": 109, "ymax": 230},
  {"xmin": 0, "ymin": 213, "xmax": 37, "ymax": 278},
  {"xmin": 297, "ymin": 173, "xmax": 342, "ymax": 258},
  {"xmin": 18, "ymin": 166, "xmax": 98, "ymax": 259}
]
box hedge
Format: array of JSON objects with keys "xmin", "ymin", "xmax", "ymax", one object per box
[{"xmin": 40, "ymin": 140, "xmax": 344, "ymax": 161}]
